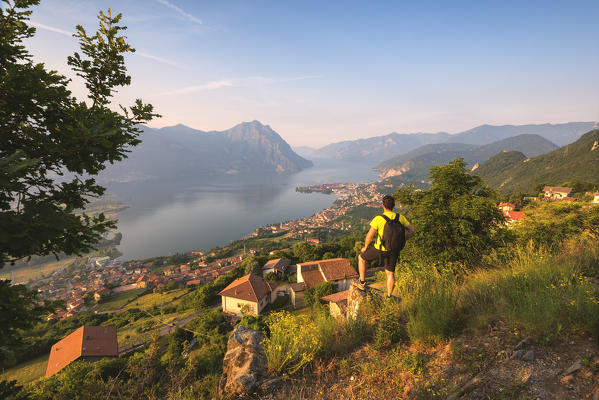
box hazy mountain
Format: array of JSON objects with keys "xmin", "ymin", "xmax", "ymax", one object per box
[
  {"xmin": 476, "ymin": 129, "xmax": 599, "ymax": 193},
  {"xmin": 313, "ymin": 122, "xmax": 594, "ymax": 161},
  {"xmin": 98, "ymin": 121, "xmax": 313, "ymax": 182},
  {"xmin": 375, "ymin": 134, "xmax": 558, "ymax": 180},
  {"xmin": 293, "ymin": 146, "xmax": 319, "ymax": 159}
]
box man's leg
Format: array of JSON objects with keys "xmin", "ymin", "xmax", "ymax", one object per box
[
  {"xmin": 358, "ymin": 254, "xmax": 367, "ymax": 282},
  {"xmin": 386, "ymin": 269, "xmax": 395, "ymax": 297}
]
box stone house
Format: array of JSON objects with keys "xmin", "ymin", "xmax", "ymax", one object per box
[{"xmin": 321, "ymin": 290, "xmax": 349, "ymax": 318}]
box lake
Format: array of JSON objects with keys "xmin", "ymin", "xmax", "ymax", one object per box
[{"xmin": 104, "ymin": 159, "xmax": 378, "ymax": 260}]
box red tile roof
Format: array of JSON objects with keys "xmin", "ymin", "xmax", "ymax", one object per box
[
  {"xmin": 318, "ymin": 258, "xmax": 358, "ymax": 281},
  {"xmin": 46, "ymin": 326, "xmax": 118, "ymax": 377},
  {"xmin": 301, "ymin": 269, "xmax": 325, "ymax": 288},
  {"xmin": 218, "ymin": 274, "xmax": 271, "ymax": 302}
]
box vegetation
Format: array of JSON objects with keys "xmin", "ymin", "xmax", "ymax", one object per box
[
  {"xmin": 395, "ymin": 158, "xmax": 507, "ymax": 268},
  {"xmin": 0, "ymin": 0, "xmax": 157, "ymax": 353},
  {"xmin": 478, "ymin": 129, "xmax": 599, "ymax": 193}
]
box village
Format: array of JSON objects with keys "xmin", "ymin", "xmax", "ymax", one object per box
[{"xmin": 27, "ymin": 184, "xmax": 599, "ymax": 323}]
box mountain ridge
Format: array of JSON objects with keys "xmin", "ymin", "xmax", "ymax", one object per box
[
  {"xmin": 374, "ymin": 134, "xmax": 558, "ymax": 181},
  {"xmin": 312, "ymin": 122, "xmax": 594, "ymax": 161},
  {"xmin": 98, "ymin": 121, "xmax": 313, "ymax": 183}
]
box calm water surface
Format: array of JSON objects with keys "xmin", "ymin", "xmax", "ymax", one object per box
[{"xmin": 105, "ymin": 159, "xmax": 377, "ymax": 260}]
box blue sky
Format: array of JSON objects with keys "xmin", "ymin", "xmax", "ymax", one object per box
[{"xmin": 20, "ymin": 0, "xmax": 599, "ymax": 147}]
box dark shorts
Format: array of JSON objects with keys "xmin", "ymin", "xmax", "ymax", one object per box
[{"xmin": 360, "ymin": 246, "xmax": 399, "ymax": 272}]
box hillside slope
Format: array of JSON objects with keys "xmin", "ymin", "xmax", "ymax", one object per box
[
  {"xmin": 477, "ymin": 129, "xmax": 599, "ymax": 193},
  {"xmin": 375, "ymin": 134, "xmax": 558, "ymax": 180},
  {"xmin": 98, "ymin": 121, "xmax": 313, "ymax": 182}
]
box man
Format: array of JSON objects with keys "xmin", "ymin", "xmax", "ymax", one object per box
[{"xmin": 356, "ymin": 195, "xmax": 414, "ymax": 297}]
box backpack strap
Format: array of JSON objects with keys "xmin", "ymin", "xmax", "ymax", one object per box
[{"xmin": 380, "ymin": 214, "xmax": 391, "ymax": 222}]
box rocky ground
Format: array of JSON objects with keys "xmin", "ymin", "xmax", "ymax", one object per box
[{"xmin": 222, "ymin": 320, "xmax": 599, "ymax": 400}]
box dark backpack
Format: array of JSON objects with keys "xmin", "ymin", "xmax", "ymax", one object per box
[{"xmin": 379, "ymin": 214, "xmax": 406, "ymax": 255}]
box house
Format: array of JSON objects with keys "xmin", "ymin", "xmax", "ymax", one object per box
[
  {"xmin": 93, "ymin": 288, "xmax": 111, "ymax": 302},
  {"xmin": 306, "ymin": 238, "xmax": 320, "ymax": 245},
  {"xmin": 186, "ymin": 279, "xmax": 203, "ymax": 286},
  {"xmin": 497, "ymin": 202, "xmax": 516, "ymax": 213},
  {"xmin": 543, "ymin": 186, "xmax": 573, "ymax": 200},
  {"xmin": 296, "ymin": 258, "xmax": 358, "ymax": 291},
  {"xmin": 46, "ymin": 325, "xmax": 118, "ymax": 377},
  {"xmin": 218, "ymin": 274, "xmax": 272, "ymax": 316},
  {"xmin": 321, "ymin": 290, "xmax": 349, "ymax": 318},
  {"xmin": 594, "ymin": 193, "xmax": 599, "ymax": 204},
  {"xmin": 289, "ymin": 282, "xmax": 306, "ymax": 309},
  {"xmin": 136, "ymin": 275, "xmax": 150, "ymax": 289},
  {"xmin": 179, "ymin": 265, "xmax": 191, "ymax": 273},
  {"xmin": 504, "ymin": 210, "xmax": 527, "ymax": 224},
  {"xmin": 262, "ymin": 258, "xmax": 291, "ymax": 275}
]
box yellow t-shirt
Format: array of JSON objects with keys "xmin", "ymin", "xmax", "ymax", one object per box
[{"xmin": 370, "ymin": 211, "xmax": 410, "ymax": 251}]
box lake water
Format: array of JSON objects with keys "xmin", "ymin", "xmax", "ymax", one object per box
[{"xmin": 104, "ymin": 159, "xmax": 378, "ymax": 261}]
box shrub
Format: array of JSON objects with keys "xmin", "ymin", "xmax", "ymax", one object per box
[
  {"xmin": 373, "ymin": 298, "xmax": 407, "ymax": 349},
  {"xmin": 304, "ymin": 281, "xmax": 335, "ymax": 308},
  {"xmin": 263, "ymin": 311, "xmax": 322, "ymax": 375}
]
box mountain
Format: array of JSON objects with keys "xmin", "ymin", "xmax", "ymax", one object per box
[
  {"xmin": 476, "ymin": 129, "xmax": 599, "ymax": 193},
  {"xmin": 98, "ymin": 121, "xmax": 313, "ymax": 182},
  {"xmin": 312, "ymin": 122, "xmax": 594, "ymax": 162},
  {"xmin": 375, "ymin": 134, "xmax": 558, "ymax": 180}
]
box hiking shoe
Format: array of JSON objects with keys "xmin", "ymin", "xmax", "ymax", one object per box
[{"xmin": 352, "ymin": 279, "xmax": 368, "ymax": 291}]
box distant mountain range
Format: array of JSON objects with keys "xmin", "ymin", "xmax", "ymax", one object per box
[
  {"xmin": 301, "ymin": 122, "xmax": 594, "ymax": 162},
  {"xmin": 98, "ymin": 121, "xmax": 312, "ymax": 183},
  {"xmin": 375, "ymin": 134, "xmax": 558, "ymax": 180},
  {"xmin": 476, "ymin": 129, "xmax": 599, "ymax": 194}
]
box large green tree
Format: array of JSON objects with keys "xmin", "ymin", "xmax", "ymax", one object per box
[
  {"xmin": 0, "ymin": 0, "xmax": 157, "ymax": 343},
  {"xmin": 395, "ymin": 158, "xmax": 507, "ymax": 269}
]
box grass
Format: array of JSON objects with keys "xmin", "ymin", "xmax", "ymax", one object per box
[
  {"xmin": 0, "ymin": 354, "xmax": 48, "ymax": 384},
  {"xmin": 0, "ymin": 258, "xmax": 76, "ymax": 284},
  {"xmin": 92, "ymin": 288, "xmax": 147, "ymax": 312},
  {"xmin": 124, "ymin": 288, "xmax": 189, "ymax": 310}
]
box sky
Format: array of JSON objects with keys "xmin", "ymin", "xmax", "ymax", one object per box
[{"xmin": 16, "ymin": 0, "xmax": 599, "ymax": 147}]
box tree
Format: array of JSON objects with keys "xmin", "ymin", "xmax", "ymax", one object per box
[
  {"xmin": 241, "ymin": 257, "xmax": 261, "ymax": 275},
  {"xmin": 304, "ymin": 281, "xmax": 335, "ymax": 308},
  {"xmin": 395, "ymin": 159, "xmax": 507, "ymax": 269},
  {"xmin": 0, "ymin": 1, "xmax": 157, "ymax": 339}
]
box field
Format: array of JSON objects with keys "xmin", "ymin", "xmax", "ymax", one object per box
[
  {"xmin": 0, "ymin": 354, "xmax": 48, "ymax": 384},
  {"xmin": 0, "ymin": 258, "xmax": 76, "ymax": 284},
  {"xmin": 91, "ymin": 288, "xmax": 147, "ymax": 312},
  {"xmin": 124, "ymin": 288, "xmax": 190, "ymax": 310}
]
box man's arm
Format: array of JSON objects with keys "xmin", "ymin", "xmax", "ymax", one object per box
[
  {"xmin": 361, "ymin": 227, "xmax": 377, "ymax": 253},
  {"xmin": 405, "ymin": 224, "xmax": 415, "ymax": 240}
]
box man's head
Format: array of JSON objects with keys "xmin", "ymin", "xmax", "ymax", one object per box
[{"xmin": 382, "ymin": 195, "xmax": 395, "ymax": 211}]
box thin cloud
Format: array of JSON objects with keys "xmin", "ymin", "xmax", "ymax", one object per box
[
  {"xmin": 136, "ymin": 52, "xmax": 180, "ymax": 68},
  {"xmin": 30, "ymin": 21, "xmax": 181, "ymax": 69},
  {"xmin": 30, "ymin": 21, "xmax": 72, "ymax": 36},
  {"xmin": 158, "ymin": 75, "xmax": 322, "ymax": 96},
  {"xmin": 159, "ymin": 80, "xmax": 235, "ymax": 96},
  {"xmin": 156, "ymin": 0, "xmax": 202, "ymax": 25}
]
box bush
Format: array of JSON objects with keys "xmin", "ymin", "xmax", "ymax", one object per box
[
  {"xmin": 263, "ymin": 311, "xmax": 323, "ymax": 375},
  {"xmin": 373, "ymin": 298, "xmax": 407, "ymax": 349},
  {"xmin": 304, "ymin": 281, "xmax": 335, "ymax": 308}
]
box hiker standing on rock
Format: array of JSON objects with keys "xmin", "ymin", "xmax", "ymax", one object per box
[{"xmin": 356, "ymin": 195, "xmax": 414, "ymax": 297}]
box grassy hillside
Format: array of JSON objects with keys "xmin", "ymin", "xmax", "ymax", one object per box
[
  {"xmin": 375, "ymin": 134, "xmax": 557, "ymax": 181},
  {"xmin": 478, "ymin": 129, "xmax": 599, "ymax": 193}
]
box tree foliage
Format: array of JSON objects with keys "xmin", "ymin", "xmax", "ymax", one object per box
[
  {"xmin": 0, "ymin": 1, "xmax": 158, "ymax": 266},
  {"xmin": 395, "ymin": 159, "xmax": 507, "ymax": 268},
  {"xmin": 0, "ymin": 0, "xmax": 158, "ymax": 343}
]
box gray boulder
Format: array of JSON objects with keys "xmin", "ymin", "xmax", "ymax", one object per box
[{"xmin": 219, "ymin": 325, "xmax": 268, "ymax": 399}]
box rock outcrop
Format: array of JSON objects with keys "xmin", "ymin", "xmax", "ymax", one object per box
[{"xmin": 219, "ymin": 325, "xmax": 268, "ymax": 399}]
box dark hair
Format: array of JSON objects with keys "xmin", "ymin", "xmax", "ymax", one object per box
[{"xmin": 382, "ymin": 195, "xmax": 395, "ymax": 210}]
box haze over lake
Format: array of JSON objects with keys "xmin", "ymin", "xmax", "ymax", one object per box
[{"xmin": 105, "ymin": 159, "xmax": 378, "ymax": 260}]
